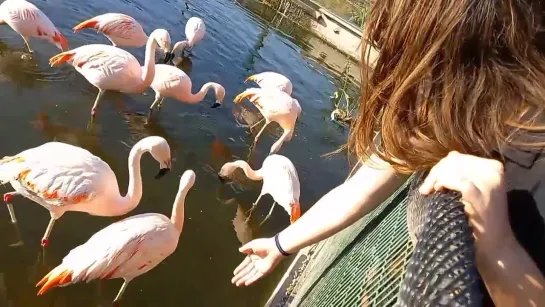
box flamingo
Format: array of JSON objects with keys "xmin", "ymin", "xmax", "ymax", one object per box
[
  {"xmin": 0, "ymin": 0, "xmax": 69, "ymax": 53},
  {"xmin": 147, "ymin": 64, "xmax": 225, "ymax": 119},
  {"xmin": 218, "ymin": 154, "xmax": 301, "ymax": 225},
  {"xmin": 0, "ymin": 136, "xmax": 172, "ymax": 247},
  {"xmin": 48, "ymin": 29, "xmax": 171, "ymax": 119},
  {"xmin": 164, "ymin": 17, "xmax": 205, "ymax": 63},
  {"xmin": 36, "ymin": 170, "xmax": 196, "ymax": 303},
  {"xmin": 72, "ymin": 13, "xmax": 170, "ymax": 55},
  {"xmin": 245, "ymin": 72, "xmax": 293, "ymax": 96},
  {"xmin": 234, "ymin": 88, "xmax": 301, "ymax": 154}
]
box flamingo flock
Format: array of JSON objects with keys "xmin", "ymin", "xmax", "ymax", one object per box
[{"xmin": 0, "ymin": 0, "xmax": 308, "ymax": 303}]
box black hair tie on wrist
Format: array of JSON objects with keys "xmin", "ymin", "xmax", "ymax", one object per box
[{"xmin": 274, "ymin": 233, "xmax": 291, "ymax": 257}]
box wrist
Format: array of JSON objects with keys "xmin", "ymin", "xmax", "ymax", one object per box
[{"xmin": 275, "ymin": 233, "xmax": 295, "ymax": 257}]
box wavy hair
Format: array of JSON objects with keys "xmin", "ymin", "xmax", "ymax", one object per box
[{"xmin": 349, "ymin": 0, "xmax": 545, "ymax": 173}]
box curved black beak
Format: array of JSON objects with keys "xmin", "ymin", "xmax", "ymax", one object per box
[
  {"xmin": 211, "ymin": 102, "xmax": 221, "ymax": 109},
  {"xmin": 163, "ymin": 52, "xmax": 174, "ymax": 64},
  {"xmin": 217, "ymin": 174, "xmax": 226, "ymax": 182},
  {"xmin": 155, "ymin": 168, "xmax": 171, "ymax": 179}
]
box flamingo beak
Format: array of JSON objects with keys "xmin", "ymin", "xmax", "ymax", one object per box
[
  {"xmin": 163, "ymin": 52, "xmax": 174, "ymax": 64},
  {"xmin": 290, "ymin": 201, "xmax": 301, "ymax": 224},
  {"xmin": 217, "ymin": 174, "xmax": 226, "ymax": 182},
  {"xmin": 211, "ymin": 101, "xmax": 221, "ymax": 108},
  {"xmin": 155, "ymin": 168, "xmax": 170, "ymax": 179}
]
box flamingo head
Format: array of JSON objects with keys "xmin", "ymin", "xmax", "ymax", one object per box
[
  {"xmin": 217, "ymin": 161, "xmax": 239, "ymax": 181},
  {"xmin": 179, "ymin": 170, "xmax": 196, "ymax": 191},
  {"xmin": 151, "ymin": 29, "xmax": 172, "ymax": 59},
  {"xmin": 210, "ymin": 84, "xmax": 226, "ymax": 108},
  {"xmin": 143, "ymin": 136, "xmax": 172, "ymax": 179}
]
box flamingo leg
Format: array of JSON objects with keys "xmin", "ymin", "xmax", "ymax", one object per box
[
  {"xmin": 113, "ymin": 280, "xmax": 131, "ymax": 303},
  {"xmin": 147, "ymin": 96, "xmax": 164, "ymax": 121},
  {"xmin": 157, "ymin": 98, "xmax": 165, "ymax": 110},
  {"xmin": 253, "ymin": 121, "xmax": 270, "ymax": 147},
  {"xmin": 21, "ymin": 36, "xmax": 33, "ymax": 53},
  {"xmin": 259, "ymin": 202, "xmax": 277, "ymax": 226},
  {"xmin": 270, "ymin": 129, "xmax": 292, "ymax": 155},
  {"xmin": 245, "ymin": 194, "xmax": 263, "ymax": 223},
  {"xmin": 41, "ymin": 217, "xmax": 57, "ymax": 247},
  {"xmin": 3, "ymin": 192, "xmax": 19, "ymax": 224},
  {"xmin": 249, "ymin": 118, "xmax": 264, "ymax": 132},
  {"xmin": 91, "ymin": 89, "xmax": 106, "ymax": 120}
]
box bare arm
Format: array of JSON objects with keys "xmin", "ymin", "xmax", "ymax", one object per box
[
  {"xmin": 278, "ymin": 154, "xmax": 409, "ymax": 253},
  {"xmin": 478, "ymin": 234, "xmax": 545, "ymax": 306}
]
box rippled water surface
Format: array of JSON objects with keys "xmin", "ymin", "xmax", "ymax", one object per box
[{"xmin": 0, "ymin": 0, "xmax": 353, "ymax": 305}]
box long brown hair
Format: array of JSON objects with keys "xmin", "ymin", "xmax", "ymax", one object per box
[{"xmin": 349, "ymin": 0, "xmax": 545, "ymax": 174}]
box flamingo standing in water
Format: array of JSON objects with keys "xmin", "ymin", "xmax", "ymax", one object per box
[
  {"xmin": 49, "ymin": 29, "xmax": 171, "ymax": 119},
  {"xmin": 218, "ymin": 155, "xmax": 301, "ymax": 225},
  {"xmin": 0, "ymin": 136, "xmax": 172, "ymax": 247},
  {"xmin": 36, "ymin": 170, "xmax": 196, "ymax": 303},
  {"xmin": 147, "ymin": 64, "xmax": 225, "ymax": 119},
  {"xmin": 0, "ymin": 0, "xmax": 69, "ymax": 53},
  {"xmin": 73, "ymin": 13, "xmax": 170, "ymax": 56},
  {"xmin": 234, "ymin": 88, "xmax": 301, "ymax": 154},
  {"xmin": 245, "ymin": 72, "xmax": 292, "ymax": 96},
  {"xmin": 164, "ymin": 17, "xmax": 205, "ymax": 63}
]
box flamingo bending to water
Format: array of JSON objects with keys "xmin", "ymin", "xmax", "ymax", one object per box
[
  {"xmin": 147, "ymin": 64, "xmax": 225, "ymax": 119},
  {"xmin": 48, "ymin": 29, "xmax": 171, "ymax": 119},
  {"xmin": 218, "ymin": 154, "xmax": 301, "ymax": 225},
  {"xmin": 164, "ymin": 17, "xmax": 205, "ymax": 63},
  {"xmin": 0, "ymin": 136, "xmax": 172, "ymax": 247},
  {"xmin": 0, "ymin": 0, "xmax": 69, "ymax": 53},
  {"xmin": 73, "ymin": 13, "xmax": 170, "ymax": 55},
  {"xmin": 234, "ymin": 88, "xmax": 301, "ymax": 154},
  {"xmin": 245, "ymin": 72, "xmax": 292, "ymax": 96},
  {"xmin": 36, "ymin": 170, "xmax": 196, "ymax": 303}
]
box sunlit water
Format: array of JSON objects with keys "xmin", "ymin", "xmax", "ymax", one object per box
[{"xmin": 0, "ymin": 0, "xmax": 353, "ymax": 305}]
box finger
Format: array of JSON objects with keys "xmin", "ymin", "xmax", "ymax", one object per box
[
  {"xmin": 239, "ymin": 242, "xmax": 255, "ymax": 254},
  {"xmin": 432, "ymin": 175, "xmax": 480, "ymax": 201},
  {"xmin": 419, "ymin": 165, "xmax": 440, "ymax": 194},
  {"xmin": 244, "ymin": 271, "xmax": 264, "ymax": 286},
  {"xmin": 236, "ymin": 269, "xmax": 259, "ymax": 287},
  {"xmin": 233, "ymin": 256, "xmax": 252, "ymax": 275},
  {"xmin": 234, "ymin": 259, "xmax": 255, "ymax": 281}
]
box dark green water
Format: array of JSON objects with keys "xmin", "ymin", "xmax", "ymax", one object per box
[{"xmin": 0, "ymin": 0, "xmax": 352, "ymax": 305}]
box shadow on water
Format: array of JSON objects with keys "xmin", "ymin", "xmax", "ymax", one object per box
[{"xmin": 0, "ymin": 0, "xmax": 355, "ymax": 305}]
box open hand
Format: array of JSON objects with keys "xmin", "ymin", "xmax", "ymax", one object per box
[{"xmin": 231, "ymin": 238, "xmax": 285, "ymax": 286}]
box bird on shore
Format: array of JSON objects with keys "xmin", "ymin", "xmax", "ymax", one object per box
[
  {"xmin": 0, "ymin": 136, "xmax": 172, "ymax": 247},
  {"xmin": 49, "ymin": 29, "xmax": 171, "ymax": 120},
  {"xmin": 0, "ymin": 0, "xmax": 69, "ymax": 53},
  {"xmin": 36, "ymin": 170, "xmax": 196, "ymax": 304},
  {"xmin": 147, "ymin": 64, "xmax": 225, "ymax": 119},
  {"xmin": 234, "ymin": 87, "xmax": 301, "ymax": 154},
  {"xmin": 218, "ymin": 154, "xmax": 301, "ymax": 225}
]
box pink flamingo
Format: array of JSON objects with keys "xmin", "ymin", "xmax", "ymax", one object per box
[
  {"xmin": 0, "ymin": 0, "xmax": 69, "ymax": 53},
  {"xmin": 218, "ymin": 154, "xmax": 301, "ymax": 225},
  {"xmin": 245, "ymin": 72, "xmax": 293, "ymax": 96},
  {"xmin": 147, "ymin": 64, "xmax": 225, "ymax": 119},
  {"xmin": 36, "ymin": 170, "xmax": 196, "ymax": 303},
  {"xmin": 48, "ymin": 29, "xmax": 171, "ymax": 119},
  {"xmin": 164, "ymin": 17, "xmax": 205, "ymax": 63},
  {"xmin": 234, "ymin": 88, "xmax": 301, "ymax": 154},
  {"xmin": 0, "ymin": 136, "xmax": 172, "ymax": 247},
  {"xmin": 73, "ymin": 13, "xmax": 170, "ymax": 54}
]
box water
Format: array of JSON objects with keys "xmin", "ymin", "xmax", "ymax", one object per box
[{"xmin": 0, "ymin": 0, "xmax": 353, "ymax": 305}]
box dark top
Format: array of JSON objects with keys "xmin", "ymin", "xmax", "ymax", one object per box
[{"xmin": 482, "ymin": 145, "xmax": 545, "ymax": 305}]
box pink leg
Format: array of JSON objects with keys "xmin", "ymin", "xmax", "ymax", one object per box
[
  {"xmin": 4, "ymin": 192, "xmax": 19, "ymax": 224},
  {"xmin": 41, "ymin": 217, "xmax": 56, "ymax": 247}
]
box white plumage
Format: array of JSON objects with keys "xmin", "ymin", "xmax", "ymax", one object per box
[
  {"xmin": 36, "ymin": 170, "xmax": 196, "ymax": 304},
  {"xmin": 245, "ymin": 72, "xmax": 293, "ymax": 96},
  {"xmin": 218, "ymin": 154, "xmax": 301, "ymax": 225}
]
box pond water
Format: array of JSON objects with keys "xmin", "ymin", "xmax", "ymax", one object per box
[{"xmin": 0, "ymin": 0, "xmax": 355, "ymax": 305}]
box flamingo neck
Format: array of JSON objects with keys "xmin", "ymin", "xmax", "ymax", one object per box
[
  {"xmin": 233, "ymin": 160, "xmax": 263, "ymax": 181},
  {"xmin": 170, "ymin": 184, "xmax": 191, "ymax": 233},
  {"xmin": 117, "ymin": 145, "xmax": 145, "ymax": 215},
  {"xmin": 140, "ymin": 34, "xmax": 158, "ymax": 90},
  {"xmin": 184, "ymin": 83, "xmax": 218, "ymax": 104},
  {"xmin": 173, "ymin": 40, "xmax": 189, "ymax": 54}
]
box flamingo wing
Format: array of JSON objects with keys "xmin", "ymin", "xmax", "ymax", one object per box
[
  {"xmin": 0, "ymin": 142, "xmax": 110, "ymax": 208},
  {"xmin": 262, "ymin": 155, "xmax": 300, "ymax": 205},
  {"xmin": 0, "ymin": 0, "xmax": 68, "ymax": 50},
  {"xmin": 37, "ymin": 214, "xmax": 177, "ymax": 294},
  {"xmin": 247, "ymin": 72, "xmax": 292, "ymax": 95},
  {"xmin": 74, "ymin": 13, "xmax": 147, "ymax": 47},
  {"xmin": 235, "ymin": 88, "xmax": 295, "ymax": 116}
]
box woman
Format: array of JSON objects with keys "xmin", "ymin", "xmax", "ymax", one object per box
[{"xmin": 231, "ymin": 0, "xmax": 545, "ymax": 305}]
